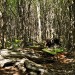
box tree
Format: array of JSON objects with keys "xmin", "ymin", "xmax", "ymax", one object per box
[{"xmin": 36, "ymin": 0, "xmax": 42, "ymax": 43}]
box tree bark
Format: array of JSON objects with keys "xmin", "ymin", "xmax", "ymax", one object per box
[{"xmin": 36, "ymin": 0, "xmax": 42, "ymax": 43}]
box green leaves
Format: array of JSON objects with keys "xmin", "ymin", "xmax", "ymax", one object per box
[
  {"xmin": 15, "ymin": 39, "xmax": 21, "ymax": 44},
  {"xmin": 43, "ymin": 48, "xmax": 56, "ymax": 55},
  {"xmin": 5, "ymin": 39, "xmax": 22, "ymax": 49},
  {"xmin": 42, "ymin": 48, "xmax": 64, "ymax": 55},
  {"xmin": 5, "ymin": 41, "xmax": 11, "ymax": 48},
  {"xmin": 11, "ymin": 39, "xmax": 22, "ymax": 48}
]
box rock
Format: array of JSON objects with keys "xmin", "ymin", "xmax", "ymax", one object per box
[
  {"xmin": 30, "ymin": 71, "xmax": 38, "ymax": 75},
  {"xmin": 0, "ymin": 59, "xmax": 15, "ymax": 68},
  {"xmin": 0, "ymin": 49, "xmax": 10, "ymax": 56},
  {"xmin": 15, "ymin": 58, "xmax": 48, "ymax": 75},
  {"xmin": 10, "ymin": 52, "xmax": 17, "ymax": 55},
  {"xmin": 3, "ymin": 61, "xmax": 15, "ymax": 68},
  {"xmin": 0, "ymin": 55, "xmax": 4, "ymax": 60},
  {"xmin": 15, "ymin": 58, "xmax": 26, "ymax": 72},
  {"xmin": 24, "ymin": 58, "xmax": 48, "ymax": 75}
]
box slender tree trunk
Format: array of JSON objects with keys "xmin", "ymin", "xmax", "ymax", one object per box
[
  {"xmin": 36, "ymin": 0, "xmax": 42, "ymax": 43},
  {"xmin": 46, "ymin": 13, "xmax": 50, "ymax": 39},
  {"xmin": 72, "ymin": 0, "xmax": 75, "ymax": 50},
  {"xmin": 1, "ymin": 0, "xmax": 7, "ymax": 48}
]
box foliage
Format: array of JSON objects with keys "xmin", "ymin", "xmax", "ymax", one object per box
[
  {"xmin": 5, "ymin": 39, "xmax": 22, "ymax": 49},
  {"xmin": 42, "ymin": 48, "xmax": 64, "ymax": 55},
  {"xmin": 28, "ymin": 41, "xmax": 45, "ymax": 49},
  {"xmin": 5, "ymin": 40, "xmax": 11, "ymax": 48},
  {"xmin": 11, "ymin": 39, "xmax": 22, "ymax": 49}
]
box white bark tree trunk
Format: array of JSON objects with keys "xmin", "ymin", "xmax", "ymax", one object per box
[
  {"xmin": 36, "ymin": 0, "xmax": 42, "ymax": 43},
  {"xmin": 46, "ymin": 12, "xmax": 50, "ymax": 39}
]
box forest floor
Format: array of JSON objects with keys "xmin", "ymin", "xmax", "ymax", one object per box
[{"xmin": 0, "ymin": 47, "xmax": 75, "ymax": 75}]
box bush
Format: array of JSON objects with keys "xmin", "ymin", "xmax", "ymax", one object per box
[
  {"xmin": 42, "ymin": 48, "xmax": 64, "ymax": 55},
  {"xmin": 5, "ymin": 39, "xmax": 22, "ymax": 49}
]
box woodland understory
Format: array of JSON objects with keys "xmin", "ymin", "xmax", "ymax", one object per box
[{"xmin": 0, "ymin": 0, "xmax": 75, "ymax": 75}]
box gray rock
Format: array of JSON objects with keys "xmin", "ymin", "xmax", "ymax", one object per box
[
  {"xmin": 15, "ymin": 58, "xmax": 26, "ymax": 72},
  {"xmin": 0, "ymin": 49, "xmax": 10, "ymax": 56},
  {"xmin": 0, "ymin": 59, "xmax": 14, "ymax": 67},
  {"xmin": 0, "ymin": 55, "xmax": 4, "ymax": 60},
  {"xmin": 24, "ymin": 58, "xmax": 48, "ymax": 75},
  {"xmin": 30, "ymin": 71, "xmax": 38, "ymax": 75}
]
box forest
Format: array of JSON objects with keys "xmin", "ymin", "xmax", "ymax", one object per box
[{"xmin": 0, "ymin": 0, "xmax": 75, "ymax": 75}]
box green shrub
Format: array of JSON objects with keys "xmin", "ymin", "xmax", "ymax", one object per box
[
  {"xmin": 5, "ymin": 39, "xmax": 22, "ymax": 49},
  {"xmin": 42, "ymin": 48, "xmax": 64, "ymax": 55},
  {"xmin": 5, "ymin": 41, "xmax": 11, "ymax": 48}
]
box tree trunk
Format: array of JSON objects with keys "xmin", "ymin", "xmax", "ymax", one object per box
[{"xmin": 36, "ymin": 0, "xmax": 42, "ymax": 43}]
